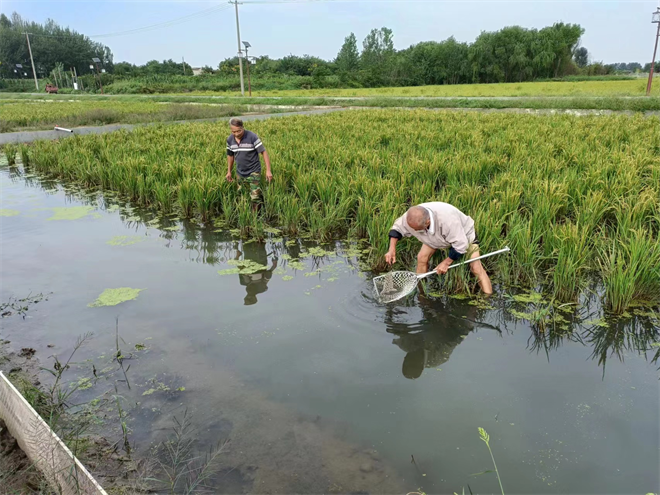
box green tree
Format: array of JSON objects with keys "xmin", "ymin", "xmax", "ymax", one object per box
[
  {"xmin": 335, "ymin": 32, "xmax": 359, "ymax": 82},
  {"xmin": 0, "ymin": 12, "xmax": 112, "ymax": 80},
  {"xmin": 360, "ymin": 27, "xmax": 395, "ymax": 86},
  {"xmin": 574, "ymin": 47, "xmax": 588, "ymax": 68}
]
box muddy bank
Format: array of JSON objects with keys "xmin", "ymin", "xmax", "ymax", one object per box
[{"xmin": 0, "ymin": 340, "xmax": 147, "ymax": 494}]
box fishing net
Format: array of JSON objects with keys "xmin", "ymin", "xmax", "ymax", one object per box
[{"xmin": 373, "ymin": 271, "xmax": 421, "ymax": 303}]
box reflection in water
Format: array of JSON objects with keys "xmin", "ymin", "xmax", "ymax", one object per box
[
  {"xmin": 235, "ymin": 241, "xmax": 278, "ymax": 306},
  {"xmin": 384, "ymin": 295, "xmax": 478, "ymax": 379}
]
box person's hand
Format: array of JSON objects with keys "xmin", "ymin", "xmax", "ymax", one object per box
[
  {"xmin": 225, "ymin": 172, "xmax": 233, "ymax": 182},
  {"xmin": 385, "ymin": 250, "xmax": 396, "ymax": 265},
  {"xmin": 435, "ymin": 258, "xmax": 453, "ymax": 275},
  {"xmin": 266, "ymin": 171, "xmax": 273, "ymax": 183}
]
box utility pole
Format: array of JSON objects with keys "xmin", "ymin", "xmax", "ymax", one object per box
[
  {"xmin": 231, "ymin": 0, "xmax": 245, "ymax": 96},
  {"xmin": 242, "ymin": 41, "xmax": 253, "ymax": 96},
  {"xmin": 25, "ymin": 32, "xmax": 39, "ymax": 91},
  {"xmin": 182, "ymin": 56, "xmax": 186, "ymax": 75},
  {"xmin": 646, "ymin": 7, "xmax": 660, "ymax": 96},
  {"xmin": 92, "ymin": 58, "xmax": 104, "ymax": 94}
]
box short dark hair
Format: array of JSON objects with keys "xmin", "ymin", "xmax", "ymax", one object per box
[{"xmin": 229, "ymin": 117, "xmax": 244, "ymax": 128}]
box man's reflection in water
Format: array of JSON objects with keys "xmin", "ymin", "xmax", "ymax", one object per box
[
  {"xmin": 235, "ymin": 241, "xmax": 278, "ymax": 306},
  {"xmin": 385, "ymin": 295, "xmax": 477, "ymax": 379}
]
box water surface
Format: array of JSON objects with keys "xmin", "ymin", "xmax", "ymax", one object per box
[{"xmin": 1, "ymin": 164, "xmax": 658, "ymax": 494}]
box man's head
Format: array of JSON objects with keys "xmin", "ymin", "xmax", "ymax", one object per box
[
  {"xmin": 406, "ymin": 206, "xmax": 431, "ymax": 232},
  {"xmin": 402, "ymin": 349, "xmax": 425, "ymax": 380},
  {"xmin": 229, "ymin": 117, "xmax": 245, "ymax": 140}
]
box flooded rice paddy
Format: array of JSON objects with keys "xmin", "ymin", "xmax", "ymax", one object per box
[{"xmin": 1, "ymin": 163, "xmax": 658, "ymax": 494}]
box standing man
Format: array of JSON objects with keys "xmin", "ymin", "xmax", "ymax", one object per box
[
  {"xmin": 226, "ymin": 117, "xmax": 273, "ymax": 210},
  {"xmin": 384, "ymin": 202, "xmax": 493, "ymax": 295}
]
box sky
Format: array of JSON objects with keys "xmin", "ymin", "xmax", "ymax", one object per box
[{"xmin": 2, "ymin": 0, "xmax": 660, "ymax": 68}]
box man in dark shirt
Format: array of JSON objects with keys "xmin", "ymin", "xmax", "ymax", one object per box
[{"xmin": 226, "ymin": 117, "xmax": 273, "ymax": 210}]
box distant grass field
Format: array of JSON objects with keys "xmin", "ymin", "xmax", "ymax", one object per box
[
  {"xmin": 2, "ymin": 91, "xmax": 660, "ymax": 120},
  {"xmin": 239, "ymin": 79, "xmax": 648, "ymax": 98},
  {"xmin": 0, "ymin": 100, "xmax": 257, "ymax": 132}
]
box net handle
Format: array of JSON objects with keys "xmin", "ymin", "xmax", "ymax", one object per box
[{"xmin": 416, "ymin": 246, "xmax": 511, "ymax": 280}]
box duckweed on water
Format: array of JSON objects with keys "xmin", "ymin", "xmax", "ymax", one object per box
[
  {"xmin": 0, "ymin": 209, "xmax": 20, "ymax": 217},
  {"xmin": 282, "ymin": 275, "xmax": 294, "ymax": 281},
  {"xmin": 106, "ymin": 235, "xmax": 146, "ymax": 247},
  {"xmin": 88, "ymin": 287, "xmax": 145, "ymax": 307},
  {"xmin": 47, "ymin": 206, "xmax": 100, "ymax": 221},
  {"xmin": 217, "ymin": 268, "xmax": 241, "ymax": 276},
  {"xmin": 219, "ymin": 259, "xmax": 268, "ymax": 276}
]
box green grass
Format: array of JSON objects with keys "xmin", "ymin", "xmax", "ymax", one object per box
[
  {"xmin": 243, "ymin": 79, "xmax": 649, "ymax": 97},
  {"xmin": 16, "ymin": 109, "xmax": 660, "ymax": 313},
  {"xmin": 2, "ymin": 92, "xmax": 659, "ymax": 114}
]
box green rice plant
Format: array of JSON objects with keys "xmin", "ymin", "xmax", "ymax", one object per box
[
  {"xmin": 545, "ymin": 222, "xmax": 592, "ymax": 301},
  {"xmin": 23, "ymin": 110, "xmax": 660, "ymax": 310},
  {"xmin": 17, "ymin": 143, "xmax": 30, "ymax": 166},
  {"xmin": 598, "ymin": 230, "xmax": 660, "ymax": 314},
  {"xmin": 2, "ymin": 143, "xmax": 18, "ymax": 165}
]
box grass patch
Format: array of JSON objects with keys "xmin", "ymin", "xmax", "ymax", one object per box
[{"xmin": 2, "ymin": 93, "xmax": 660, "ymax": 113}]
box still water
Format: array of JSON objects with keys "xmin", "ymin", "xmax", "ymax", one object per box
[{"xmin": 1, "ymin": 164, "xmax": 658, "ymax": 494}]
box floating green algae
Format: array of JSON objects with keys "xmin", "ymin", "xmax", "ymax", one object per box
[
  {"xmin": 512, "ymin": 292, "xmax": 544, "ymax": 304},
  {"xmin": 0, "ymin": 209, "xmax": 20, "ymax": 217},
  {"xmin": 47, "ymin": 206, "xmax": 100, "ymax": 221},
  {"xmin": 282, "ymin": 275, "xmax": 294, "ymax": 281},
  {"xmin": 218, "ymin": 268, "xmax": 241, "ymax": 276},
  {"xmin": 288, "ymin": 260, "xmax": 305, "ymax": 271},
  {"xmin": 300, "ymin": 247, "xmax": 336, "ymax": 258},
  {"xmin": 88, "ymin": 287, "xmax": 144, "ymax": 307},
  {"xmin": 106, "ymin": 235, "xmax": 146, "ymax": 247},
  {"xmin": 219, "ymin": 259, "xmax": 267, "ymax": 276}
]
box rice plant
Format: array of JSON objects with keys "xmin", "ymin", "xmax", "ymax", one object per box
[
  {"xmin": 22, "ymin": 109, "xmax": 660, "ymax": 313},
  {"xmin": 0, "ymin": 100, "xmax": 252, "ymax": 131}
]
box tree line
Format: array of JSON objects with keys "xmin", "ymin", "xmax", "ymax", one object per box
[
  {"xmin": 0, "ymin": 13, "xmax": 112, "ymax": 80},
  {"xmin": 1, "ymin": 11, "xmax": 653, "ymax": 89}
]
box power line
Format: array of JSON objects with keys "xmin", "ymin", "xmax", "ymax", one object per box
[
  {"xmin": 23, "ymin": 4, "xmax": 231, "ymax": 40},
  {"xmin": 89, "ymin": 4, "xmax": 231, "ymax": 38}
]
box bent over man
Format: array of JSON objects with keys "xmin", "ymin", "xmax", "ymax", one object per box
[{"xmin": 384, "ymin": 202, "xmax": 492, "ymax": 295}]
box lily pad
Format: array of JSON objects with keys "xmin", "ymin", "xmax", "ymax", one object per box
[
  {"xmin": 47, "ymin": 206, "xmax": 100, "ymax": 221},
  {"xmin": 88, "ymin": 287, "xmax": 144, "ymax": 307},
  {"xmin": 0, "ymin": 209, "xmax": 20, "ymax": 217}
]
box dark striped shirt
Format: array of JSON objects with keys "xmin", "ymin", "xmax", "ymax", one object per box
[{"xmin": 226, "ymin": 130, "xmax": 266, "ymax": 177}]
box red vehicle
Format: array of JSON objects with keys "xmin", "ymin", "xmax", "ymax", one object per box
[{"xmin": 45, "ymin": 83, "xmax": 58, "ymax": 94}]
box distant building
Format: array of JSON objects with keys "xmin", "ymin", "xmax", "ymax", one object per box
[{"xmin": 192, "ymin": 67, "xmax": 204, "ymax": 76}]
